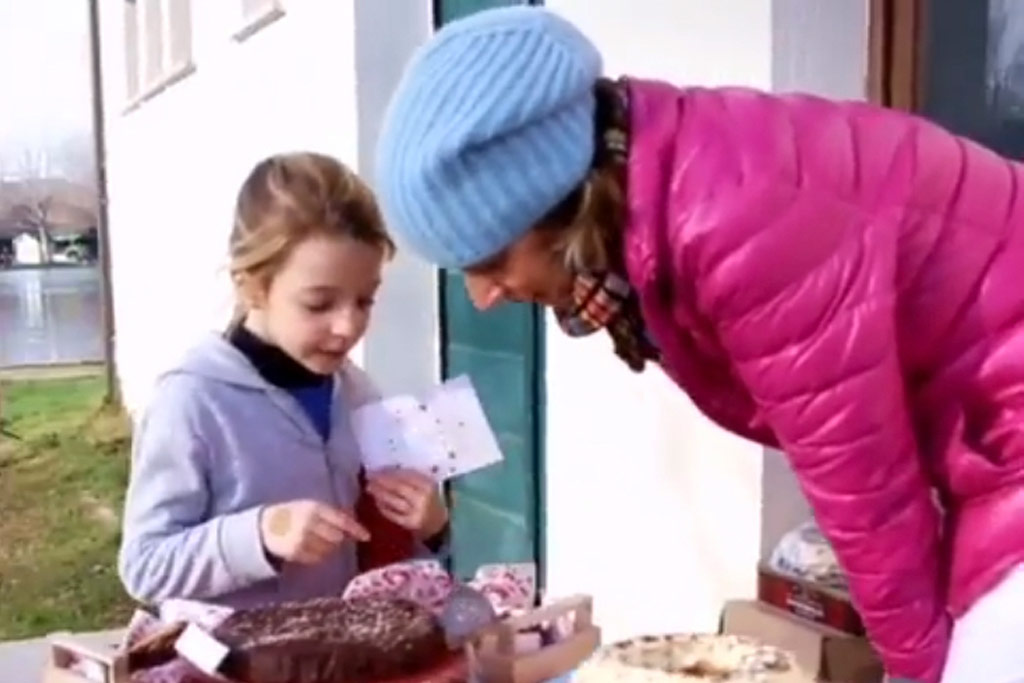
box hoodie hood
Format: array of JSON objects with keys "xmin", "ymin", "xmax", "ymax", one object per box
[
  {"xmin": 158, "ymin": 332, "xmax": 381, "ymax": 411},
  {"xmin": 163, "ymin": 333, "xmax": 269, "ymax": 391}
]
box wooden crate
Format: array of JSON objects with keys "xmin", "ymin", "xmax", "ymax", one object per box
[
  {"xmin": 42, "ymin": 637, "xmax": 129, "ymax": 683},
  {"xmin": 469, "ymin": 595, "xmax": 600, "ymax": 683}
]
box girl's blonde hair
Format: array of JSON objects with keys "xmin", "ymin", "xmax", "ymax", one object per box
[{"xmin": 229, "ymin": 152, "xmax": 395, "ymax": 307}]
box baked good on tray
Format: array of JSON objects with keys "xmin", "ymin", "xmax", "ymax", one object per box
[
  {"xmin": 574, "ymin": 633, "xmax": 809, "ymax": 683},
  {"xmin": 212, "ymin": 596, "xmax": 451, "ymax": 683}
]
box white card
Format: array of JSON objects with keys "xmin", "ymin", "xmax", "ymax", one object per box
[
  {"xmin": 351, "ymin": 374, "xmax": 503, "ymax": 481},
  {"xmin": 423, "ymin": 375, "xmax": 503, "ymax": 478},
  {"xmin": 174, "ymin": 623, "xmax": 230, "ymax": 675},
  {"xmin": 350, "ymin": 395, "xmax": 447, "ymax": 473}
]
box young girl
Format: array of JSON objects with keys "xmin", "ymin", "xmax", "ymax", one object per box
[{"xmin": 118, "ymin": 152, "xmax": 449, "ymax": 609}]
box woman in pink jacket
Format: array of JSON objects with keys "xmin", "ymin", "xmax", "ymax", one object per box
[{"xmin": 374, "ymin": 7, "xmax": 1024, "ymax": 683}]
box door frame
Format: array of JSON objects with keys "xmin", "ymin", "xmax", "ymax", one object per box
[
  {"xmin": 431, "ymin": 0, "xmax": 547, "ymax": 584},
  {"xmin": 867, "ymin": 0, "xmax": 926, "ymax": 109}
]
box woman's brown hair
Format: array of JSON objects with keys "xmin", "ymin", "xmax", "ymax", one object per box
[
  {"xmin": 229, "ymin": 152, "xmax": 395, "ymax": 310},
  {"xmin": 543, "ymin": 78, "xmax": 628, "ymax": 274}
]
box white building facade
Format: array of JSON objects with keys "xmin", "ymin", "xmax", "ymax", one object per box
[{"xmin": 98, "ymin": 0, "xmax": 868, "ymax": 642}]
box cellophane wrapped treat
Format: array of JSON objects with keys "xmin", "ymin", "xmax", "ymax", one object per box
[
  {"xmin": 768, "ymin": 521, "xmax": 846, "ymax": 590},
  {"xmin": 341, "ymin": 560, "xmax": 536, "ymax": 616}
]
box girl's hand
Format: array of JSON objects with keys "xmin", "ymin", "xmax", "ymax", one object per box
[
  {"xmin": 259, "ymin": 499, "xmax": 370, "ymax": 565},
  {"xmin": 366, "ymin": 468, "xmax": 449, "ymax": 538}
]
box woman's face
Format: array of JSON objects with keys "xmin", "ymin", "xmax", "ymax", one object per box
[{"xmin": 463, "ymin": 227, "xmax": 574, "ymax": 311}]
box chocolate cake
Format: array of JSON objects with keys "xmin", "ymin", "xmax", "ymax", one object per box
[{"xmin": 213, "ymin": 596, "xmax": 450, "ymax": 683}]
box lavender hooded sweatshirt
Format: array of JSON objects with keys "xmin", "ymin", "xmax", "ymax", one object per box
[{"xmin": 117, "ymin": 333, "xmax": 384, "ymax": 609}]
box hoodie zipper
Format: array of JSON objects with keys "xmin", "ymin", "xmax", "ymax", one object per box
[{"xmin": 264, "ymin": 386, "xmax": 346, "ymax": 510}]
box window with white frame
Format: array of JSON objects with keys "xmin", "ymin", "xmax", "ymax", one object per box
[
  {"xmin": 123, "ymin": 0, "xmax": 194, "ymax": 106},
  {"xmin": 236, "ymin": 0, "xmax": 285, "ymax": 42}
]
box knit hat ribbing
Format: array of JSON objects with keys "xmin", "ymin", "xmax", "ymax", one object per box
[{"xmin": 374, "ymin": 6, "xmax": 603, "ymax": 269}]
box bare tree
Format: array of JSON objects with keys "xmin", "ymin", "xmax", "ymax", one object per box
[
  {"xmin": 0, "ymin": 138, "xmax": 97, "ymax": 263},
  {"xmin": 0, "ymin": 148, "xmax": 56, "ymax": 261}
]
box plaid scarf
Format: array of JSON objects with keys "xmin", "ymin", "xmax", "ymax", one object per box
[
  {"xmin": 559, "ymin": 271, "xmax": 660, "ymax": 372},
  {"xmin": 555, "ymin": 78, "xmax": 661, "ymax": 372}
]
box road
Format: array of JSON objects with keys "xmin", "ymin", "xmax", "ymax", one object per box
[{"xmin": 0, "ymin": 267, "xmax": 103, "ymax": 368}]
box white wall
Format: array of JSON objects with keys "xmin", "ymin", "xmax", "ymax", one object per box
[
  {"xmin": 353, "ymin": 0, "xmax": 440, "ymax": 397},
  {"xmin": 98, "ymin": 1, "xmax": 436, "ymax": 414},
  {"xmin": 542, "ymin": 0, "xmax": 868, "ymax": 642}
]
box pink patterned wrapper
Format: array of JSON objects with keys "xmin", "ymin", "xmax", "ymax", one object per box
[
  {"xmin": 157, "ymin": 598, "xmax": 235, "ymax": 632},
  {"xmin": 342, "ymin": 560, "xmax": 537, "ymax": 616},
  {"xmin": 120, "ymin": 608, "xmax": 164, "ymax": 650},
  {"xmin": 342, "ymin": 559, "xmax": 455, "ymax": 613},
  {"xmin": 131, "ymin": 659, "xmax": 226, "ymax": 683},
  {"xmin": 472, "ymin": 563, "xmax": 535, "ymax": 615}
]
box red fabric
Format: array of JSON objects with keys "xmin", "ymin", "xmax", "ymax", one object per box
[
  {"xmin": 355, "ymin": 470, "xmax": 416, "ymax": 572},
  {"xmin": 624, "ymin": 79, "xmax": 1024, "ymax": 682}
]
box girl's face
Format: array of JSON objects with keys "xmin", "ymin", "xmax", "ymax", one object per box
[
  {"xmin": 463, "ymin": 228, "xmax": 574, "ymax": 311},
  {"xmin": 244, "ymin": 233, "xmax": 384, "ymax": 375}
]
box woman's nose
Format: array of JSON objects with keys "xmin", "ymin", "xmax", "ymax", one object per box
[{"xmin": 464, "ymin": 274, "xmax": 504, "ymax": 311}]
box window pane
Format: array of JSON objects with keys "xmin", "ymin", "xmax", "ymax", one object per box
[
  {"xmin": 922, "ymin": 0, "xmax": 1024, "ymax": 158},
  {"xmin": 123, "ymin": 2, "xmax": 140, "ymax": 99},
  {"xmin": 166, "ymin": 0, "xmax": 193, "ymax": 70},
  {"xmin": 242, "ymin": 0, "xmax": 277, "ymax": 21},
  {"xmin": 141, "ymin": 0, "xmax": 164, "ymax": 86}
]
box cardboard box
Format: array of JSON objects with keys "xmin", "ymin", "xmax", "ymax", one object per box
[
  {"xmin": 757, "ymin": 563, "xmax": 865, "ymax": 636},
  {"xmin": 721, "ymin": 600, "xmax": 883, "ymax": 683}
]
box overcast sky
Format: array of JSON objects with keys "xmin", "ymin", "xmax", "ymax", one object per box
[{"xmin": 0, "ymin": 1, "xmax": 93, "ymax": 168}]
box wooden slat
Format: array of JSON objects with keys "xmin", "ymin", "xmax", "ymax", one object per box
[
  {"xmin": 890, "ymin": 0, "xmax": 924, "ymax": 111},
  {"xmin": 866, "ymin": 0, "xmax": 890, "ymax": 104},
  {"xmin": 867, "ymin": 0, "xmax": 925, "ymax": 111}
]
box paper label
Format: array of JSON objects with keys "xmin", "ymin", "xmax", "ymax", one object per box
[
  {"xmin": 351, "ymin": 374, "xmax": 503, "ymax": 481},
  {"xmin": 174, "ymin": 623, "xmax": 230, "ymax": 675}
]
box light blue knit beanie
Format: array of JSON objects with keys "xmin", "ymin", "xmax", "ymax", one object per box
[{"xmin": 374, "ymin": 6, "xmax": 603, "ymax": 269}]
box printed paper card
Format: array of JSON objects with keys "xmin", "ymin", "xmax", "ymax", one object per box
[{"xmin": 351, "ymin": 374, "xmax": 503, "ymax": 481}]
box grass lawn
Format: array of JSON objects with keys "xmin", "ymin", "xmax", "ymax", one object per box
[{"xmin": 0, "ymin": 373, "xmax": 136, "ymax": 640}]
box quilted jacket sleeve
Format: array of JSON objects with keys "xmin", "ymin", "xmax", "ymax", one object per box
[{"xmin": 684, "ymin": 182, "xmax": 950, "ymax": 682}]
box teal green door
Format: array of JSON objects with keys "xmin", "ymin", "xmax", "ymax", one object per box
[
  {"xmin": 436, "ymin": 0, "xmax": 531, "ymax": 23},
  {"xmin": 435, "ymin": 0, "xmax": 545, "ymax": 581}
]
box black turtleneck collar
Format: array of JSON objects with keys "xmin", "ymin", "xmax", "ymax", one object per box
[{"xmin": 226, "ymin": 323, "xmax": 331, "ymax": 389}]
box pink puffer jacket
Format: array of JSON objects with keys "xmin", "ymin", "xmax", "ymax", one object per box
[{"xmin": 623, "ymin": 79, "xmax": 1024, "ymax": 682}]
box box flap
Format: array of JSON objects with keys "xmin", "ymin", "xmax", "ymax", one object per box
[
  {"xmin": 821, "ymin": 637, "xmax": 884, "ymax": 683},
  {"xmin": 721, "ymin": 601, "xmax": 824, "ymax": 676},
  {"xmin": 721, "ymin": 601, "xmax": 883, "ymax": 682}
]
